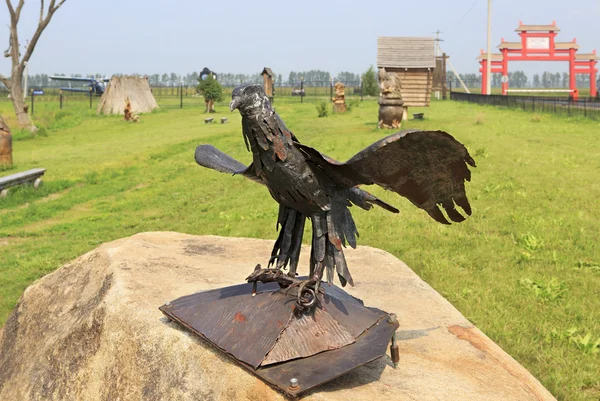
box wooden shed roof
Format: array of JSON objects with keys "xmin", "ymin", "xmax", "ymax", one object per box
[
  {"xmin": 377, "ymin": 37, "xmax": 436, "ymax": 69},
  {"xmin": 261, "ymin": 67, "xmax": 274, "ymax": 77},
  {"xmin": 516, "ymin": 24, "xmax": 560, "ymax": 32}
]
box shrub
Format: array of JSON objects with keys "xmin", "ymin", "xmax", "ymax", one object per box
[
  {"xmin": 316, "ymin": 101, "xmax": 329, "ymax": 118},
  {"xmin": 361, "ymin": 66, "xmax": 378, "ymax": 96},
  {"xmin": 197, "ymin": 75, "xmax": 223, "ymax": 113}
]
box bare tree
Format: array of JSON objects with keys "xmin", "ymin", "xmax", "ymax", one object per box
[{"xmin": 0, "ymin": 0, "xmax": 67, "ymax": 133}]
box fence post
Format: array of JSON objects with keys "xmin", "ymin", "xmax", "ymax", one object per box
[
  {"xmin": 89, "ymin": 89, "xmax": 92, "ymax": 109},
  {"xmin": 360, "ymin": 79, "xmax": 363, "ymax": 102},
  {"xmin": 330, "ymin": 79, "xmax": 333, "ymax": 103},
  {"xmin": 532, "ymin": 96, "xmax": 535, "ymax": 112},
  {"xmin": 300, "ymin": 78, "xmax": 304, "ymax": 104},
  {"xmin": 31, "ymin": 89, "xmax": 34, "ymax": 116},
  {"xmin": 60, "ymin": 91, "xmax": 63, "ymax": 110},
  {"xmin": 180, "ymin": 81, "xmax": 183, "ymax": 109}
]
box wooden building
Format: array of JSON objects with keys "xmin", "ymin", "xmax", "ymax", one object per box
[
  {"xmin": 261, "ymin": 67, "xmax": 274, "ymax": 100},
  {"xmin": 433, "ymin": 53, "xmax": 449, "ymax": 99},
  {"xmin": 377, "ymin": 37, "xmax": 436, "ymax": 106}
]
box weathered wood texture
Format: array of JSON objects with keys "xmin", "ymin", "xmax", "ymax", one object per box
[
  {"xmin": 433, "ymin": 54, "xmax": 448, "ymax": 97},
  {"xmin": 262, "ymin": 67, "xmax": 274, "ymax": 97},
  {"xmin": 385, "ymin": 68, "xmax": 433, "ymax": 107},
  {"xmin": 377, "ymin": 37, "xmax": 436, "ymax": 69}
]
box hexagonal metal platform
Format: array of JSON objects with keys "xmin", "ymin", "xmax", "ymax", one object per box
[{"xmin": 159, "ymin": 281, "xmax": 398, "ymax": 398}]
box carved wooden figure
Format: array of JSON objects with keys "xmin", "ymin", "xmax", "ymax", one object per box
[
  {"xmin": 378, "ymin": 68, "xmax": 405, "ymax": 129},
  {"xmin": 332, "ymin": 82, "xmax": 347, "ymax": 113}
]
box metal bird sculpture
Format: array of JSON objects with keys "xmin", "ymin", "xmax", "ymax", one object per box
[{"xmin": 195, "ymin": 84, "xmax": 475, "ymax": 312}]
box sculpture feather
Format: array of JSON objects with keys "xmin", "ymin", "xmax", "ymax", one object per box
[{"xmin": 195, "ymin": 84, "xmax": 475, "ymax": 311}]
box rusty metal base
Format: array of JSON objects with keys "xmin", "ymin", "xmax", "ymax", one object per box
[{"xmin": 160, "ymin": 280, "xmax": 398, "ymax": 398}]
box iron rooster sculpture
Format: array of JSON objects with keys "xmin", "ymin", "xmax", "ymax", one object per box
[{"xmin": 195, "ymin": 84, "xmax": 476, "ymax": 312}]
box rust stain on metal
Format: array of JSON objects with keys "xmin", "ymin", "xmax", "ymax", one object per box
[
  {"xmin": 160, "ymin": 281, "xmax": 399, "ymax": 398},
  {"xmin": 161, "ymin": 282, "xmax": 289, "ymax": 368},
  {"xmin": 272, "ymin": 135, "xmax": 287, "ymax": 161}
]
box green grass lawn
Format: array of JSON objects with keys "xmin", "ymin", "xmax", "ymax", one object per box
[{"xmin": 1, "ymin": 97, "xmax": 599, "ymax": 400}]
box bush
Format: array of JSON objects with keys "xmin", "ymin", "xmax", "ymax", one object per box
[
  {"xmin": 196, "ymin": 75, "xmax": 223, "ymax": 113},
  {"xmin": 361, "ymin": 66, "xmax": 378, "ymax": 97},
  {"xmin": 316, "ymin": 101, "xmax": 329, "ymax": 117},
  {"xmin": 346, "ymin": 99, "xmax": 360, "ymax": 112}
]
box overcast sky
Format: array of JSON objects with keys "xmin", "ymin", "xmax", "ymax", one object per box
[{"xmin": 1, "ymin": 0, "xmax": 599, "ymax": 78}]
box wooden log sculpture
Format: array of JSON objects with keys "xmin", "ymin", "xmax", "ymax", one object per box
[
  {"xmin": 123, "ymin": 98, "xmax": 140, "ymax": 122},
  {"xmin": 332, "ymin": 82, "xmax": 347, "ymax": 113},
  {"xmin": 377, "ymin": 68, "xmax": 405, "ymax": 129},
  {"xmin": 124, "ymin": 98, "xmax": 133, "ymax": 121},
  {"xmin": 0, "ymin": 115, "xmax": 12, "ymax": 168}
]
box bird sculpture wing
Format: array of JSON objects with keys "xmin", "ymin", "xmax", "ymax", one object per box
[
  {"xmin": 194, "ymin": 144, "xmax": 263, "ymax": 184},
  {"xmin": 295, "ymin": 130, "xmax": 476, "ymax": 225}
]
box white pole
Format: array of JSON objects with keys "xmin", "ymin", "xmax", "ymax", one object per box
[
  {"xmin": 486, "ymin": 0, "xmax": 492, "ymax": 95},
  {"xmin": 447, "ymin": 58, "xmax": 471, "ymax": 93}
]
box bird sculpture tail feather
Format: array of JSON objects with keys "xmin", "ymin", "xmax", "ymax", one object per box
[
  {"xmin": 270, "ymin": 204, "xmax": 305, "ymax": 275},
  {"xmin": 311, "ymin": 202, "xmax": 355, "ymax": 287},
  {"xmin": 270, "ymin": 204, "xmax": 357, "ymax": 288}
]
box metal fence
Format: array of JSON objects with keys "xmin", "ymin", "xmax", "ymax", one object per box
[{"xmin": 450, "ymin": 91, "xmax": 600, "ymax": 120}]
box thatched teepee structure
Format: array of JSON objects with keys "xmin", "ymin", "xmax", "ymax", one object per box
[{"xmin": 97, "ymin": 76, "xmax": 158, "ymax": 115}]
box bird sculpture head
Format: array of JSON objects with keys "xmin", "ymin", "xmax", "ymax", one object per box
[{"xmin": 229, "ymin": 84, "xmax": 271, "ymax": 116}]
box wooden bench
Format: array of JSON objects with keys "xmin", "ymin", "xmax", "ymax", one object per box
[
  {"xmin": 0, "ymin": 168, "xmax": 46, "ymax": 198},
  {"xmin": 413, "ymin": 113, "xmax": 424, "ymax": 120},
  {"xmin": 204, "ymin": 118, "xmax": 214, "ymax": 124}
]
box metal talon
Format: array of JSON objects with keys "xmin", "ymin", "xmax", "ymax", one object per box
[{"xmin": 297, "ymin": 286, "xmax": 316, "ymax": 310}]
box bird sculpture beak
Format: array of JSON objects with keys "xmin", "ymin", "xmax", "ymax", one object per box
[{"xmin": 229, "ymin": 99, "xmax": 239, "ymax": 112}]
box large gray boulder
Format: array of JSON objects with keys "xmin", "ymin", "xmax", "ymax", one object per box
[{"xmin": 0, "ymin": 232, "xmax": 556, "ymax": 400}]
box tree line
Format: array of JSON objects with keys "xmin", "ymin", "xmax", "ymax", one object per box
[
  {"xmin": 19, "ymin": 70, "xmax": 363, "ymax": 88},
  {"xmin": 15, "ymin": 69, "xmax": 595, "ymax": 91}
]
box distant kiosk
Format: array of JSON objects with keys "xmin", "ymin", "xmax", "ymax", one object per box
[
  {"xmin": 261, "ymin": 67, "xmax": 274, "ymax": 103},
  {"xmin": 477, "ymin": 21, "xmax": 598, "ymax": 99}
]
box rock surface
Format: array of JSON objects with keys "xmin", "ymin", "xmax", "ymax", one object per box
[{"xmin": 0, "ymin": 232, "xmax": 556, "ymax": 401}]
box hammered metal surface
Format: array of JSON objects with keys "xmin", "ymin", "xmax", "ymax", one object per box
[
  {"xmin": 160, "ymin": 282, "xmax": 398, "ymax": 398},
  {"xmin": 257, "ymin": 315, "xmax": 398, "ymax": 398},
  {"xmin": 161, "ymin": 282, "xmax": 292, "ymax": 368},
  {"xmin": 262, "ymin": 304, "xmax": 355, "ymax": 366}
]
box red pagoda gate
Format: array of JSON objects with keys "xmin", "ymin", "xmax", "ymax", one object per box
[{"xmin": 477, "ymin": 21, "xmax": 598, "ymax": 99}]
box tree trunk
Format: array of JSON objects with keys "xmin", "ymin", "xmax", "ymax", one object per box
[
  {"xmin": 9, "ymin": 77, "xmax": 37, "ymax": 133},
  {"xmin": 0, "ymin": 115, "xmax": 12, "ymax": 168},
  {"xmin": 206, "ymin": 99, "xmax": 215, "ymax": 113}
]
